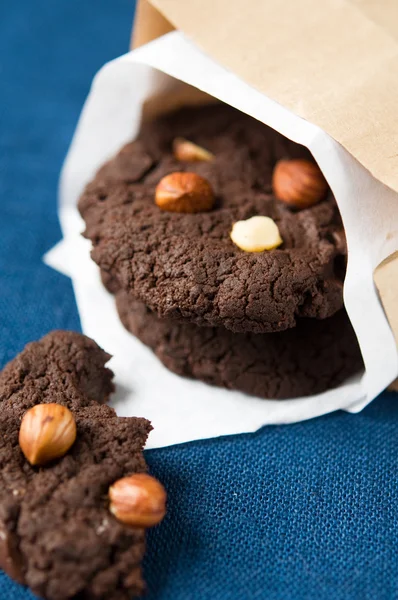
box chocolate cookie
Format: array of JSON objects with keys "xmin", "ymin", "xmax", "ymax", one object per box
[
  {"xmin": 116, "ymin": 292, "xmax": 363, "ymax": 400},
  {"xmin": 0, "ymin": 331, "xmax": 153, "ymax": 600},
  {"xmin": 79, "ymin": 103, "xmax": 346, "ymax": 334}
]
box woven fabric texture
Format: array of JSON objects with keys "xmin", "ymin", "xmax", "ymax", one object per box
[{"xmin": 0, "ymin": 1, "xmax": 397, "ymax": 598}]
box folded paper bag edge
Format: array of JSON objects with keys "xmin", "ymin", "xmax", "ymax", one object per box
[
  {"xmin": 132, "ymin": 0, "xmax": 174, "ymax": 49},
  {"xmin": 375, "ymin": 252, "xmax": 398, "ymax": 391}
]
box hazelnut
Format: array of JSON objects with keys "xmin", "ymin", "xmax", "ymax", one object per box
[
  {"xmin": 230, "ymin": 215, "xmax": 283, "ymax": 252},
  {"xmin": 155, "ymin": 172, "xmax": 215, "ymax": 213},
  {"xmin": 272, "ymin": 159, "xmax": 328, "ymax": 209},
  {"xmin": 172, "ymin": 138, "xmax": 214, "ymax": 162},
  {"xmin": 19, "ymin": 403, "xmax": 77, "ymax": 466},
  {"xmin": 109, "ymin": 473, "xmax": 167, "ymax": 528}
]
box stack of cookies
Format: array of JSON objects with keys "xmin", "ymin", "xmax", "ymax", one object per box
[{"xmin": 79, "ymin": 103, "xmax": 363, "ymax": 399}]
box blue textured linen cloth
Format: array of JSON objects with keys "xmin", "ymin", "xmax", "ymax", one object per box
[{"xmin": 0, "ymin": 1, "xmax": 397, "ymax": 598}]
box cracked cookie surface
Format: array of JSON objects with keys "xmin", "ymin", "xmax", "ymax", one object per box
[
  {"xmin": 79, "ymin": 103, "xmax": 346, "ymax": 334},
  {"xmin": 0, "ymin": 331, "xmax": 151, "ymax": 600},
  {"xmin": 116, "ymin": 293, "xmax": 363, "ymax": 400}
]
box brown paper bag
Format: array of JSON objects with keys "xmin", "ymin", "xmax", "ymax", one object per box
[{"xmin": 131, "ymin": 0, "xmax": 398, "ymax": 391}]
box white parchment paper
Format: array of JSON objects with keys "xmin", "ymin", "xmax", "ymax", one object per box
[{"xmin": 45, "ymin": 32, "xmax": 398, "ymax": 449}]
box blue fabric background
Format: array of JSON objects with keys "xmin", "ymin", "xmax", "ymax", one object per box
[{"xmin": 0, "ymin": 1, "xmax": 397, "ymax": 598}]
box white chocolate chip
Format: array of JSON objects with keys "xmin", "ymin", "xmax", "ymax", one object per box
[{"xmin": 230, "ymin": 216, "xmax": 283, "ymax": 252}]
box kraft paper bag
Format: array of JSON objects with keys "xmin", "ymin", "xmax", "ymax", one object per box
[{"xmin": 45, "ymin": 0, "xmax": 398, "ymax": 448}]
